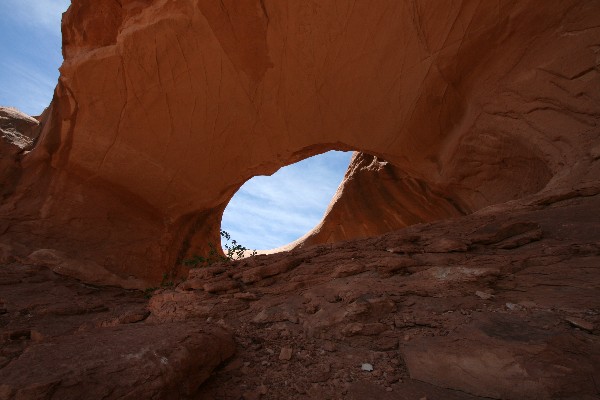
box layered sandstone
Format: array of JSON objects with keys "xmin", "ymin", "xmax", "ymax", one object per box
[
  {"xmin": 0, "ymin": 108, "xmax": 39, "ymax": 206},
  {"xmin": 0, "ymin": 107, "xmax": 39, "ymax": 149},
  {"xmin": 0, "ymin": 1, "xmax": 599, "ymax": 283}
]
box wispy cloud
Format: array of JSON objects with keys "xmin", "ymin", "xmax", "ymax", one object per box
[
  {"xmin": 2, "ymin": 0, "xmax": 70, "ymax": 35},
  {"xmin": 0, "ymin": 0, "xmax": 69, "ymax": 115},
  {"xmin": 221, "ymin": 151, "xmax": 353, "ymax": 250},
  {"xmin": 0, "ymin": 60, "xmax": 58, "ymax": 114}
]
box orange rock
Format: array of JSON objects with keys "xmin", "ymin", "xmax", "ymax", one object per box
[{"xmin": 0, "ymin": 1, "xmax": 599, "ymax": 285}]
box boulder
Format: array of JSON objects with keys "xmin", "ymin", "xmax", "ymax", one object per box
[{"xmin": 0, "ymin": 322, "xmax": 235, "ymax": 400}]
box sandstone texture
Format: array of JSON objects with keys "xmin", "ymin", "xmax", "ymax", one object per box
[
  {"xmin": 0, "ymin": 1, "xmax": 599, "ymax": 283},
  {"xmin": 289, "ymin": 152, "xmax": 467, "ymax": 249},
  {"xmin": 1, "ymin": 2, "xmax": 600, "ymax": 397},
  {"xmin": 0, "ymin": 107, "xmax": 40, "ymax": 206},
  {"xmin": 1, "ymin": 184, "xmax": 599, "ymax": 398},
  {"xmin": 0, "ymin": 107, "xmax": 39, "ymax": 150},
  {"xmin": 0, "ymin": 264, "xmax": 235, "ymax": 399}
]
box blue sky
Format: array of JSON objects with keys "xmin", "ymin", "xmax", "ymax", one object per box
[
  {"xmin": 222, "ymin": 151, "xmax": 352, "ymax": 250},
  {"xmin": 0, "ymin": 1, "xmax": 352, "ymax": 251},
  {"xmin": 0, "ymin": 0, "xmax": 70, "ymax": 115}
]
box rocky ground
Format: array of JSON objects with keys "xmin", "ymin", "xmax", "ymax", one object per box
[{"xmin": 1, "ymin": 183, "xmax": 600, "ymax": 399}]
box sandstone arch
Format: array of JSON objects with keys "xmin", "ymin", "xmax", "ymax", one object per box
[{"xmin": 1, "ymin": 0, "xmax": 599, "ymax": 285}]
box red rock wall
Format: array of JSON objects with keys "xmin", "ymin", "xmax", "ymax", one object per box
[
  {"xmin": 1, "ymin": 0, "xmax": 599, "ymax": 284},
  {"xmin": 289, "ymin": 152, "xmax": 470, "ymax": 249}
]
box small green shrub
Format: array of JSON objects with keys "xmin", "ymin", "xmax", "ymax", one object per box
[
  {"xmin": 143, "ymin": 273, "xmax": 185, "ymax": 299},
  {"xmin": 183, "ymin": 230, "xmax": 257, "ymax": 268},
  {"xmin": 160, "ymin": 272, "xmax": 175, "ymax": 287}
]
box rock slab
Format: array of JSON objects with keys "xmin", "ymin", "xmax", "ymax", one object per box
[{"xmin": 0, "ymin": 322, "xmax": 235, "ymax": 400}]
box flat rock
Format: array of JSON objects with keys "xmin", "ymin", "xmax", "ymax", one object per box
[
  {"xmin": 0, "ymin": 322, "xmax": 234, "ymax": 400},
  {"xmin": 401, "ymin": 313, "xmax": 600, "ymax": 400},
  {"xmin": 565, "ymin": 317, "xmax": 595, "ymax": 333}
]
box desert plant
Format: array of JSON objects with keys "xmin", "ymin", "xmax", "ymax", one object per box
[
  {"xmin": 160, "ymin": 272, "xmax": 175, "ymax": 287},
  {"xmin": 142, "ymin": 273, "xmax": 179, "ymax": 298},
  {"xmin": 143, "ymin": 287, "xmax": 158, "ymax": 298},
  {"xmin": 183, "ymin": 230, "xmax": 257, "ymax": 267}
]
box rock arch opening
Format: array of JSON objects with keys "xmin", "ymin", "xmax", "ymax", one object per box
[
  {"xmin": 217, "ymin": 148, "xmax": 477, "ymax": 257},
  {"xmin": 220, "ymin": 150, "xmax": 353, "ymax": 253}
]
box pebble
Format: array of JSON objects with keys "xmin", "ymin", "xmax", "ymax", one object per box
[
  {"xmin": 519, "ymin": 300, "xmax": 537, "ymax": 308},
  {"xmin": 475, "ymin": 290, "xmax": 493, "ymax": 300},
  {"xmin": 222, "ymin": 358, "xmax": 243, "ymax": 372},
  {"xmin": 566, "ymin": 316, "xmax": 594, "ymax": 332},
  {"xmin": 233, "ymin": 292, "xmax": 259, "ymax": 300},
  {"xmin": 361, "ymin": 363, "xmax": 374, "ymax": 372},
  {"xmin": 322, "ymin": 341, "xmax": 337, "ymax": 352},
  {"xmin": 279, "ymin": 347, "xmax": 293, "ymax": 361},
  {"xmin": 30, "ymin": 330, "xmax": 44, "ymax": 342},
  {"xmin": 506, "ymin": 302, "xmax": 524, "ymax": 311},
  {"xmin": 279, "ymin": 329, "xmax": 290, "ymax": 338}
]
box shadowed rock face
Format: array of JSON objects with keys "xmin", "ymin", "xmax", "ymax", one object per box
[
  {"xmin": 0, "ymin": 263, "xmax": 235, "ymax": 399},
  {"xmin": 1, "ymin": 0, "xmax": 599, "ymax": 283}
]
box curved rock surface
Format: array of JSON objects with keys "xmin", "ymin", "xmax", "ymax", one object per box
[
  {"xmin": 289, "ymin": 152, "xmax": 468, "ymax": 249},
  {"xmin": 0, "ymin": 1, "xmax": 599, "ymax": 284}
]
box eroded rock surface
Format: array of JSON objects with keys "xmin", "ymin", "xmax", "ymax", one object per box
[
  {"xmin": 1, "ymin": 2, "xmax": 599, "ymax": 396},
  {"xmin": 0, "ymin": 264, "xmax": 234, "ymax": 399},
  {"xmin": 0, "ymin": 107, "xmax": 40, "ymax": 204},
  {"xmin": 289, "ymin": 152, "xmax": 468, "ymax": 249},
  {"xmin": 1, "ymin": 184, "xmax": 599, "ymax": 398},
  {"xmin": 153, "ymin": 186, "xmax": 597, "ymax": 399},
  {"xmin": 0, "ymin": 1, "xmax": 599, "ymax": 282},
  {"xmin": 0, "ymin": 107, "xmax": 39, "ymax": 150}
]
